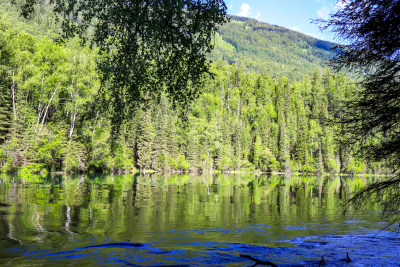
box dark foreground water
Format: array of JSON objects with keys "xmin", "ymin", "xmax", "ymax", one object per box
[{"xmin": 0, "ymin": 174, "xmax": 398, "ymax": 266}]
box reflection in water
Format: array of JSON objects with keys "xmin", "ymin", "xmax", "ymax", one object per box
[{"xmin": 0, "ymin": 174, "xmax": 398, "ymax": 266}]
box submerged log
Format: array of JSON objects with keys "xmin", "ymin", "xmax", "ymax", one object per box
[{"xmin": 240, "ymin": 254, "xmax": 278, "ymax": 267}]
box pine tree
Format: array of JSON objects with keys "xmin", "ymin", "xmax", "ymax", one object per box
[
  {"xmin": 220, "ymin": 113, "xmax": 233, "ymax": 171},
  {"xmin": 295, "ymin": 104, "xmax": 308, "ymax": 167},
  {"xmin": 0, "ymin": 29, "xmax": 12, "ymax": 144},
  {"xmin": 253, "ymin": 135, "xmax": 262, "ymax": 170},
  {"xmin": 310, "ymin": 69, "xmax": 325, "ymax": 117},
  {"xmin": 152, "ymin": 95, "xmax": 169, "ymax": 171},
  {"xmin": 232, "ymin": 118, "xmax": 243, "ymax": 170},
  {"xmin": 136, "ymin": 109, "xmax": 154, "ymax": 171},
  {"xmin": 0, "ymin": 69, "xmax": 12, "ymax": 144},
  {"xmin": 166, "ymin": 114, "xmax": 178, "ymax": 161},
  {"xmin": 277, "ymin": 105, "xmax": 289, "ymax": 170},
  {"xmin": 186, "ymin": 128, "xmax": 201, "ymax": 172}
]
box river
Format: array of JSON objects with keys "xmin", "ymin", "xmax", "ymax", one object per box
[{"xmin": 0, "ymin": 174, "xmax": 398, "ymax": 266}]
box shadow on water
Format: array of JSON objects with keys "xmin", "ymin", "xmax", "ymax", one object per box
[{"xmin": 0, "ymin": 173, "xmax": 399, "ymax": 266}]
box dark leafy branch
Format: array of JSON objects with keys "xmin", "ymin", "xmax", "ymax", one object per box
[
  {"xmin": 16, "ymin": 0, "xmax": 228, "ymax": 133},
  {"xmin": 319, "ymin": 0, "xmax": 400, "ymax": 228}
]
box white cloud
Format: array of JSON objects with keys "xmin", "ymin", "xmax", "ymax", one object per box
[
  {"xmin": 317, "ymin": 1, "xmax": 348, "ymax": 20},
  {"xmin": 334, "ymin": 0, "xmax": 349, "ymax": 10},
  {"xmin": 317, "ymin": 5, "xmax": 331, "ymax": 19},
  {"xmin": 228, "ymin": 4, "xmax": 233, "ymax": 10},
  {"xmin": 255, "ymin": 11, "xmax": 261, "ymax": 20},
  {"xmin": 290, "ymin": 26, "xmax": 301, "ymax": 32},
  {"xmin": 307, "ymin": 32, "xmax": 318, "ymax": 38},
  {"xmin": 237, "ymin": 3, "xmax": 250, "ymax": 17}
]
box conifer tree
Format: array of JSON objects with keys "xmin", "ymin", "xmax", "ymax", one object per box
[
  {"xmin": 311, "ymin": 69, "xmax": 325, "ymax": 118},
  {"xmin": 0, "ymin": 87, "xmax": 12, "ymax": 144},
  {"xmin": 152, "ymin": 95, "xmax": 169, "ymax": 171},
  {"xmin": 232, "ymin": 118, "xmax": 243, "ymax": 170},
  {"xmin": 166, "ymin": 115, "xmax": 178, "ymax": 162},
  {"xmin": 136, "ymin": 109, "xmax": 154, "ymax": 171},
  {"xmin": 253, "ymin": 136, "xmax": 262, "ymax": 170},
  {"xmin": 277, "ymin": 105, "xmax": 289, "ymax": 170},
  {"xmin": 220, "ymin": 113, "xmax": 233, "ymax": 171},
  {"xmin": 186, "ymin": 128, "xmax": 201, "ymax": 172},
  {"xmin": 0, "ymin": 25, "xmax": 12, "ymax": 143},
  {"xmin": 295, "ymin": 104, "xmax": 308, "ymax": 167}
]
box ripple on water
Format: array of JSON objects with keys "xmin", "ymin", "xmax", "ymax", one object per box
[
  {"xmin": 284, "ymin": 226, "xmax": 308, "ymax": 231},
  {"xmin": 13, "ymin": 233, "xmax": 400, "ymax": 266}
]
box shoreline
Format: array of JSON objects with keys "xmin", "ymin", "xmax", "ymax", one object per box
[{"xmin": 2, "ymin": 169, "xmax": 392, "ymax": 178}]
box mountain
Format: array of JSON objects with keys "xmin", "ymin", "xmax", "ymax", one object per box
[{"xmin": 212, "ymin": 15, "xmax": 335, "ymax": 80}]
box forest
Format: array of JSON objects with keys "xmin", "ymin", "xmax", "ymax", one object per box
[
  {"xmin": 0, "ymin": 1, "xmax": 385, "ymax": 175},
  {"xmin": 212, "ymin": 15, "xmax": 335, "ymax": 80}
]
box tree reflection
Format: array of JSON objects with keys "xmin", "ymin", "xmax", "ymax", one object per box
[{"xmin": 0, "ymin": 173, "xmax": 382, "ymax": 252}]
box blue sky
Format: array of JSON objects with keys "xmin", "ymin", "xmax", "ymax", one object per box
[{"xmin": 224, "ymin": 0, "xmax": 343, "ymax": 42}]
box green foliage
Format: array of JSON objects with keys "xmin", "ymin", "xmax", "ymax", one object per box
[
  {"xmin": 260, "ymin": 147, "xmax": 279, "ymax": 172},
  {"xmin": 168, "ymin": 156, "xmax": 177, "ymax": 171},
  {"xmin": 326, "ymin": 158, "xmax": 340, "ymax": 174},
  {"xmin": 86, "ymin": 119, "xmax": 113, "ymax": 172},
  {"xmin": 136, "ymin": 109, "xmax": 154, "ymax": 171},
  {"xmin": 0, "ymin": 22, "xmax": 13, "ymax": 143},
  {"xmin": 320, "ymin": 0, "xmax": 400, "ymax": 229},
  {"xmin": 211, "ymin": 15, "xmax": 335, "ymax": 80},
  {"xmin": 253, "ymin": 136, "xmax": 262, "ymax": 170},
  {"xmin": 32, "ymin": 124, "xmax": 65, "ymax": 171},
  {"xmin": 176, "ymin": 155, "xmax": 190, "ymax": 172},
  {"xmin": 0, "ymin": 3, "xmax": 384, "ymax": 175},
  {"xmin": 345, "ymin": 158, "xmax": 366, "ymax": 176},
  {"xmin": 243, "ymin": 162, "xmax": 255, "ymax": 172},
  {"xmin": 0, "ymin": 137, "xmax": 20, "ymax": 173},
  {"xmin": 300, "ymin": 164, "xmax": 316, "ymax": 174},
  {"xmin": 18, "ymin": 0, "xmax": 228, "ymax": 132},
  {"xmin": 112, "ymin": 141, "xmax": 134, "ymax": 173},
  {"xmin": 19, "ymin": 162, "xmax": 47, "ymax": 176},
  {"xmin": 64, "ymin": 140, "xmax": 84, "ymax": 173}
]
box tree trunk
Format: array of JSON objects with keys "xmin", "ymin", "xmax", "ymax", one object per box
[
  {"xmin": 35, "ymin": 74, "xmax": 46, "ymax": 131},
  {"xmin": 69, "ymin": 99, "xmax": 78, "ymax": 139},
  {"xmin": 38, "ymin": 79, "xmax": 63, "ymax": 136},
  {"xmin": 11, "ymin": 68, "xmax": 16, "ymax": 121}
]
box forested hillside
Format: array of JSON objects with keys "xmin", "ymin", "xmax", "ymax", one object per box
[
  {"xmin": 212, "ymin": 15, "xmax": 335, "ymax": 80},
  {"xmin": 0, "ymin": 2, "xmax": 385, "ymax": 175}
]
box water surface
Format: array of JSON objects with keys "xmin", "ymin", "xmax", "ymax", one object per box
[{"xmin": 0, "ymin": 174, "xmax": 398, "ymax": 266}]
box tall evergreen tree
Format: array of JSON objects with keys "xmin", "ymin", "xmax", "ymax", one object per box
[
  {"xmin": 0, "ymin": 24, "xmax": 12, "ymax": 143},
  {"xmin": 0, "ymin": 80, "xmax": 12, "ymax": 144},
  {"xmin": 136, "ymin": 109, "xmax": 154, "ymax": 171},
  {"xmin": 152, "ymin": 95, "xmax": 169, "ymax": 171},
  {"xmin": 295, "ymin": 104, "xmax": 308, "ymax": 167},
  {"xmin": 253, "ymin": 135, "xmax": 262, "ymax": 170},
  {"xmin": 277, "ymin": 105, "xmax": 289, "ymax": 170},
  {"xmin": 311, "ymin": 69, "xmax": 325, "ymax": 118}
]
